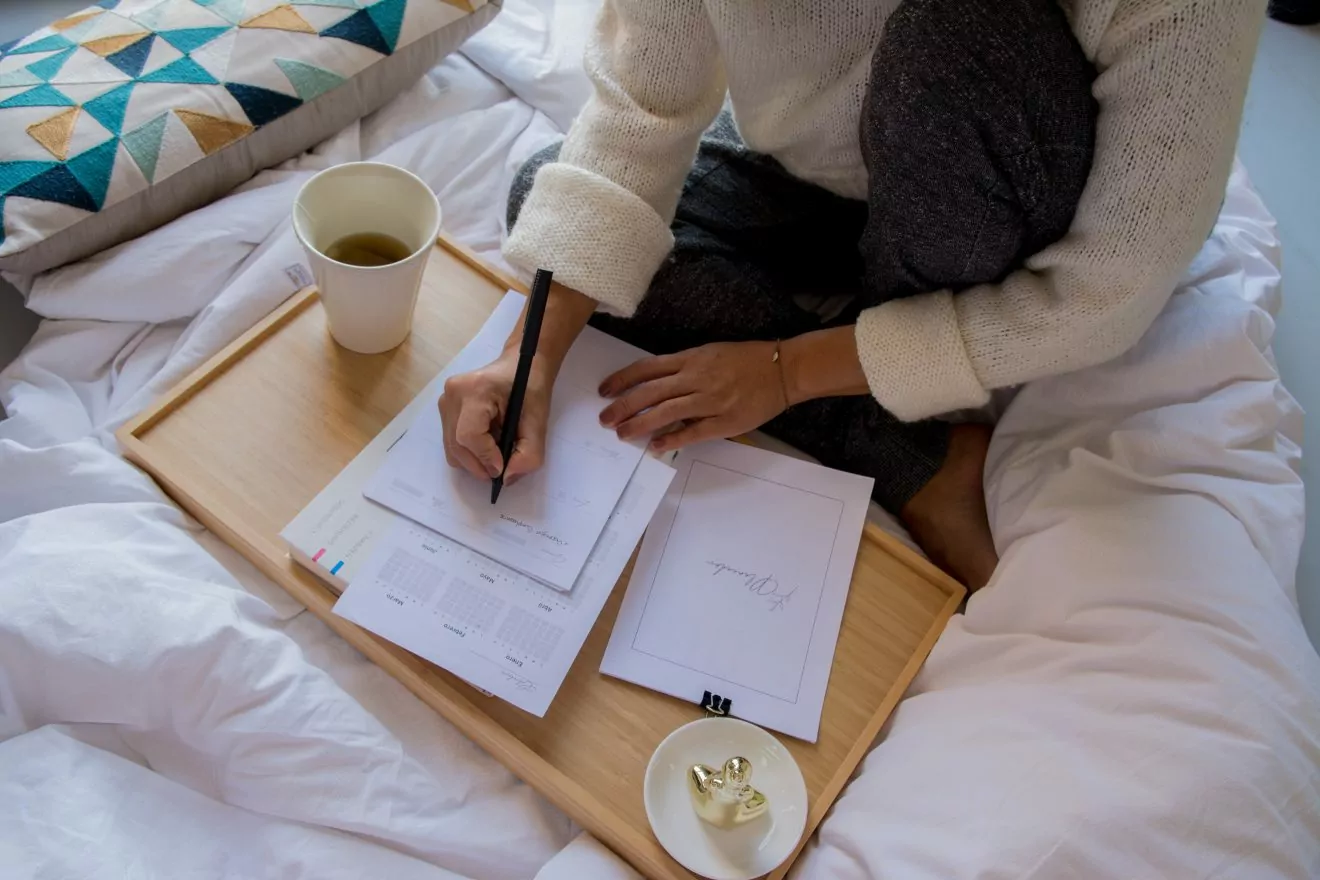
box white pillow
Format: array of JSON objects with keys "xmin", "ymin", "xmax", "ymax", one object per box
[{"xmin": 0, "ymin": 0, "xmax": 498, "ymax": 276}]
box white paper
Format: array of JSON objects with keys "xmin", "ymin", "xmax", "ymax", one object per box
[
  {"xmin": 364, "ymin": 300, "xmax": 652, "ymax": 591},
  {"xmin": 335, "ymin": 454, "xmax": 675, "ymax": 716},
  {"xmin": 600, "ymin": 440, "xmax": 874, "ymax": 741}
]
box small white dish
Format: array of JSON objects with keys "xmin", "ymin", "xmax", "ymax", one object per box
[{"xmin": 644, "ymin": 717, "xmax": 807, "ymax": 880}]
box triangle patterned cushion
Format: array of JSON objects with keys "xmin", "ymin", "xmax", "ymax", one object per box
[{"xmin": 0, "ymin": 0, "xmax": 495, "ymax": 275}]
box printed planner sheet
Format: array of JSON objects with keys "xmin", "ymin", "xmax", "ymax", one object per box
[{"xmin": 336, "ymin": 454, "xmax": 674, "ymax": 715}]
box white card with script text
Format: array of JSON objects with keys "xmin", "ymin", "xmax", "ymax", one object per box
[{"xmin": 600, "ymin": 439, "xmax": 873, "ymax": 741}]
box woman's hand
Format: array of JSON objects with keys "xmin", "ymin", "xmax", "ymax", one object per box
[
  {"xmin": 439, "ymin": 280, "xmax": 596, "ymax": 484},
  {"xmin": 439, "ymin": 352, "xmax": 553, "ymax": 482},
  {"xmin": 598, "ymin": 341, "xmax": 789, "ymax": 453}
]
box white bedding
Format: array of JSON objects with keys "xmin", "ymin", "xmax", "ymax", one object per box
[{"xmin": 2, "ymin": 2, "xmax": 1318, "ymax": 877}]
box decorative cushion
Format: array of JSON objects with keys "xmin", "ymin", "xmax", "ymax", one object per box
[{"xmin": 0, "ymin": 0, "xmax": 497, "ymax": 276}]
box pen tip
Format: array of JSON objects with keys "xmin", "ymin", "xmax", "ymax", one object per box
[{"xmin": 490, "ymin": 479, "xmax": 502, "ymax": 505}]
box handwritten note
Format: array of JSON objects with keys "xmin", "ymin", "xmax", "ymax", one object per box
[
  {"xmin": 705, "ymin": 561, "xmax": 797, "ymax": 612},
  {"xmin": 600, "ymin": 439, "xmax": 873, "ymax": 741},
  {"xmin": 363, "ymin": 295, "xmax": 656, "ymax": 591}
]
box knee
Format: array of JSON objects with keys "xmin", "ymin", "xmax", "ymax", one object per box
[
  {"xmin": 861, "ymin": 0, "xmax": 1097, "ymax": 292},
  {"xmin": 506, "ymin": 142, "xmax": 563, "ymax": 232}
]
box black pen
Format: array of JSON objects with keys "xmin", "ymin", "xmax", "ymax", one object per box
[{"xmin": 492, "ymin": 268, "xmax": 553, "ymax": 504}]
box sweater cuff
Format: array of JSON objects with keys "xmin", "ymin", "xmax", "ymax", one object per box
[
  {"xmin": 855, "ymin": 294, "xmax": 989, "ymax": 421},
  {"xmin": 503, "ymin": 163, "xmax": 674, "ymax": 317}
]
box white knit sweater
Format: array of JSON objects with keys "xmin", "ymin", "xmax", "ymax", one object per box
[{"xmin": 504, "ymin": 0, "xmax": 1265, "ymax": 421}]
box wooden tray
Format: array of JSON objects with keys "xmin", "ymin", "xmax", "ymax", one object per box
[{"xmin": 118, "ymin": 234, "xmax": 964, "ymax": 880}]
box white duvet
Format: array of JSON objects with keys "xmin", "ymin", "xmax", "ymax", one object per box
[{"xmin": 1, "ymin": 2, "xmax": 1318, "ymax": 877}]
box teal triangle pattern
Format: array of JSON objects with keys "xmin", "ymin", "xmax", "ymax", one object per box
[
  {"xmin": 139, "ymin": 56, "xmax": 218, "ymax": 85},
  {"xmin": 83, "ymin": 82, "xmax": 135, "ymax": 134},
  {"xmin": 66, "ymin": 139, "xmax": 118, "ymax": 209},
  {"xmin": 0, "ymin": 68, "xmax": 42, "ymax": 88},
  {"xmin": 122, "ymin": 113, "xmax": 168, "ymax": 183},
  {"xmin": 8, "ymin": 34, "xmax": 75, "ymax": 56},
  {"xmin": 224, "ymin": 83, "xmax": 301, "ymax": 126},
  {"xmin": 0, "ymin": 160, "xmax": 58, "ymax": 194},
  {"xmin": 321, "ymin": 9, "xmax": 389, "ymax": 54},
  {"xmin": 158, "ymin": 27, "xmax": 231, "ymax": 54},
  {"xmin": 8, "ymin": 165, "xmax": 97, "ymax": 212},
  {"xmin": 0, "ymin": 84, "xmax": 75, "ymax": 109},
  {"xmin": 366, "ymin": 0, "xmax": 406, "ymax": 53},
  {"xmin": 26, "ymin": 46, "xmax": 78, "ymax": 82},
  {"xmin": 275, "ymin": 58, "xmax": 345, "ymax": 102},
  {"xmin": 106, "ymin": 34, "xmax": 155, "ymax": 77}
]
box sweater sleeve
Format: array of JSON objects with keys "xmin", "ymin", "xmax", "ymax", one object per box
[
  {"xmin": 503, "ymin": 0, "xmax": 726, "ymax": 315},
  {"xmin": 856, "ymin": 0, "xmax": 1266, "ymax": 422}
]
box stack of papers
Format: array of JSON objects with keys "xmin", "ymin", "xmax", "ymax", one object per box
[
  {"xmin": 363, "ymin": 312, "xmax": 651, "ymax": 591},
  {"xmin": 324, "ymin": 292, "xmax": 875, "ymax": 737},
  {"xmin": 331, "ymin": 293, "xmax": 674, "ymax": 716}
]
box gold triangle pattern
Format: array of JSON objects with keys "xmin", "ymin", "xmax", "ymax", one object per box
[
  {"xmin": 26, "ymin": 107, "xmax": 81, "ymax": 161},
  {"xmin": 241, "ymin": 6, "xmax": 317, "ymax": 34},
  {"xmin": 82, "ymin": 33, "xmax": 151, "ymax": 58},
  {"xmin": 173, "ymin": 108, "xmax": 254, "ymax": 156},
  {"xmin": 51, "ymin": 10, "xmax": 103, "ymax": 32}
]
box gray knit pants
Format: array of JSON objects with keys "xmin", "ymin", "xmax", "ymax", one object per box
[{"xmin": 508, "ymin": 0, "xmax": 1097, "ymax": 514}]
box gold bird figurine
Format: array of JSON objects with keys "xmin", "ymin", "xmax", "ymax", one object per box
[{"xmin": 688, "ymin": 756, "xmax": 769, "ymax": 829}]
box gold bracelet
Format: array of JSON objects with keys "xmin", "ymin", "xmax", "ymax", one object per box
[{"xmin": 772, "ymin": 339, "xmax": 791, "ymax": 411}]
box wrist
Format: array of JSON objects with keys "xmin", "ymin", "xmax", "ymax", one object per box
[
  {"xmin": 503, "ymin": 280, "xmax": 596, "ymax": 377},
  {"xmin": 779, "ymin": 326, "xmax": 870, "ymax": 405}
]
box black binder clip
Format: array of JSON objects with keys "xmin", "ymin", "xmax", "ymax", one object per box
[{"xmin": 701, "ymin": 690, "xmax": 732, "ymax": 718}]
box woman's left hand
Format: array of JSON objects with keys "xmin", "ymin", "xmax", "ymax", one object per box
[{"xmin": 598, "ymin": 340, "xmax": 789, "ymax": 453}]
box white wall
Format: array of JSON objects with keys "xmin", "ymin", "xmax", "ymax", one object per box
[{"xmin": 1238, "ymin": 20, "xmax": 1320, "ymax": 649}]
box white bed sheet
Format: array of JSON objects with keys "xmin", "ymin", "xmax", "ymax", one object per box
[{"xmin": 1, "ymin": 2, "xmax": 1318, "ymax": 877}]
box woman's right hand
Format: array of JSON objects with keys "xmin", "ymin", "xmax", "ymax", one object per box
[
  {"xmin": 438, "ymin": 279, "xmax": 597, "ymax": 484},
  {"xmin": 439, "ymin": 351, "xmax": 554, "ymax": 484}
]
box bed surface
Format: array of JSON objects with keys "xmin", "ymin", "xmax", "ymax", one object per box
[{"xmin": 1, "ymin": 3, "xmax": 1318, "ymax": 878}]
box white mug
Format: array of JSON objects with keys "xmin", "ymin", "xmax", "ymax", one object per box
[{"xmin": 292, "ymin": 162, "xmax": 442, "ymax": 354}]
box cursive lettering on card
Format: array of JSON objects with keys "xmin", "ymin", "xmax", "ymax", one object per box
[{"xmin": 705, "ymin": 560, "xmax": 797, "ymax": 611}]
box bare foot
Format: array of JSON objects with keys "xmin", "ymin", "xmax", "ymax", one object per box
[{"xmin": 900, "ymin": 423, "xmax": 998, "ymax": 590}]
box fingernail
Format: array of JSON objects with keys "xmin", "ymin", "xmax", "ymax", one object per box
[
  {"xmin": 600, "ymin": 411, "xmax": 615, "ymax": 428},
  {"xmin": 598, "ymin": 381, "xmax": 610, "ymax": 397},
  {"xmin": 649, "ymin": 439, "xmax": 665, "ymax": 452}
]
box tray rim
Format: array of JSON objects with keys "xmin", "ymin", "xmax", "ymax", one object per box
[{"xmin": 116, "ymin": 233, "xmax": 965, "ymax": 880}]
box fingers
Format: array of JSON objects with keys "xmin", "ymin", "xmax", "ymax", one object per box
[
  {"xmin": 648, "ymin": 418, "xmax": 722, "ymax": 453},
  {"xmin": 504, "ymin": 417, "xmax": 546, "ymax": 481},
  {"xmin": 454, "ymin": 397, "xmax": 505, "ymax": 478},
  {"xmin": 614, "ymin": 395, "xmax": 704, "ymax": 441},
  {"xmin": 440, "ymin": 395, "xmax": 488, "ymax": 479},
  {"xmin": 599, "ymin": 353, "xmax": 682, "ymax": 398},
  {"xmin": 599, "ymin": 375, "xmax": 690, "ymax": 429}
]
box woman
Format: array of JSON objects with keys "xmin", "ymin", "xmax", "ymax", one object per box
[{"xmin": 439, "ymin": 0, "xmax": 1264, "ymax": 589}]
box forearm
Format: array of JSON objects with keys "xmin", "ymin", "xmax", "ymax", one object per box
[
  {"xmin": 779, "ymin": 326, "xmax": 870, "ymax": 406},
  {"xmin": 502, "ymin": 281, "xmax": 597, "ymax": 375}
]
